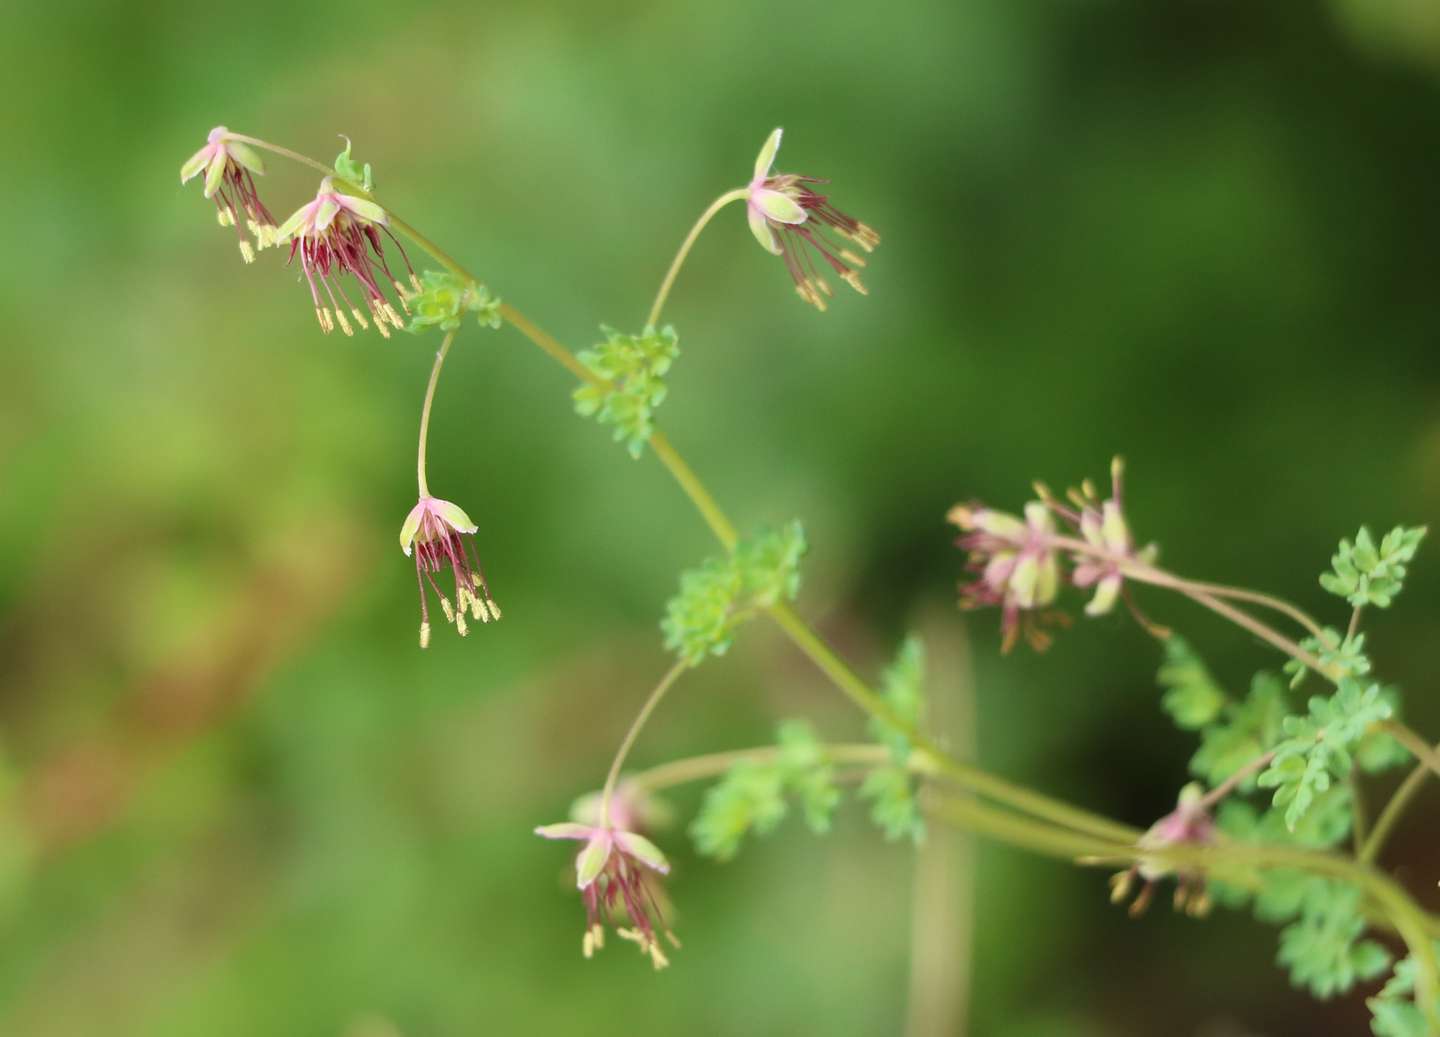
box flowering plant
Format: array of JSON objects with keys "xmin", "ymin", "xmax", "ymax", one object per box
[{"xmin": 179, "ymin": 123, "xmax": 1440, "ymax": 1033}]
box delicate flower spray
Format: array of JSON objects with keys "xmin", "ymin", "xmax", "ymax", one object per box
[{"xmin": 178, "ymin": 124, "xmax": 1440, "ymax": 1032}]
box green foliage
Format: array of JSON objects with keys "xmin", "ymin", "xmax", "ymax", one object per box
[
  {"xmin": 1257, "ymin": 680, "xmax": 1394, "ymax": 831},
  {"xmin": 1275, "ymin": 881, "xmax": 1391, "ymax": 999},
  {"xmin": 1320, "ymin": 526, "xmax": 1427, "ymax": 609},
  {"xmin": 1369, "ymin": 946, "xmax": 1440, "ymax": 1037},
  {"xmin": 661, "ymin": 522, "xmax": 807, "ymax": 666},
  {"xmin": 1284, "ymin": 629, "xmax": 1371, "ymax": 690},
  {"xmin": 1188, "ymin": 671, "xmax": 1288, "ymax": 789},
  {"xmin": 407, "ymin": 270, "xmax": 503, "ymax": 333},
  {"xmin": 1157, "ymin": 636, "xmax": 1228, "ymax": 729},
  {"xmin": 572, "ymin": 325, "xmax": 679, "ymax": 458},
  {"xmin": 858, "ymin": 637, "xmax": 926, "ymax": 843},
  {"xmin": 333, "ymin": 136, "xmax": 374, "ymax": 191},
  {"xmin": 690, "ymin": 720, "xmax": 840, "ymax": 861},
  {"xmin": 859, "ymin": 767, "xmax": 925, "ymax": 844}
]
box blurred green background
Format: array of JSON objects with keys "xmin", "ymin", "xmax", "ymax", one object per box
[{"xmin": 5, "ymin": 1, "xmax": 1440, "ymax": 1033}]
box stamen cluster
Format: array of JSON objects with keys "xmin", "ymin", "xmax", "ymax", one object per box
[{"xmin": 400, "ymin": 496, "xmax": 501, "ymax": 647}]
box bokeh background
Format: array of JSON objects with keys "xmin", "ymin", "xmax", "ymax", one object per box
[{"xmin": 5, "ymin": 1, "xmax": 1440, "ymax": 1034}]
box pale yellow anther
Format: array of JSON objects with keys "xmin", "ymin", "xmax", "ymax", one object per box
[
  {"xmin": 841, "ymin": 270, "xmax": 867, "ymax": 295},
  {"xmin": 238, "ymin": 240, "xmax": 255, "ymax": 264},
  {"xmin": 391, "ymin": 281, "xmax": 413, "ymax": 311},
  {"xmin": 419, "ymin": 622, "xmax": 431, "ymax": 649},
  {"xmin": 315, "ymin": 308, "xmax": 332, "ymax": 334},
  {"xmin": 383, "ymin": 303, "xmax": 404, "ymax": 328},
  {"xmin": 335, "ymin": 309, "xmax": 354, "ymax": 336},
  {"xmin": 350, "ymin": 307, "xmax": 369, "ymax": 330},
  {"xmin": 840, "ymin": 249, "xmax": 867, "ymax": 268},
  {"xmin": 815, "ymin": 277, "xmax": 833, "ymax": 297},
  {"xmin": 455, "ymin": 611, "xmax": 469, "ymax": 636},
  {"xmin": 410, "ymin": 273, "xmax": 423, "ymax": 294},
  {"xmin": 440, "ymin": 598, "xmax": 455, "ymax": 623}
]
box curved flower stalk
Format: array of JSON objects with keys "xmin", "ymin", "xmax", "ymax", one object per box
[
  {"xmin": 180, "ymin": 126, "xmax": 278, "ymax": 262},
  {"xmin": 400, "ymin": 495, "xmax": 500, "ymax": 647},
  {"xmin": 745, "ymin": 128, "xmax": 880, "ymax": 310},
  {"xmin": 276, "ymin": 178, "xmax": 419, "ymax": 338},
  {"xmin": 534, "ymin": 822, "xmax": 678, "ymax": 968}
]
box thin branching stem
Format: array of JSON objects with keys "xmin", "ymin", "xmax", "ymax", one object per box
[
  {"xmin": 415, "ymin": 330, "xmax": 456, "ymax": 497},
  {"xmin": 647, "ymin": 188, "xmax": 748, "ymax": 328}
]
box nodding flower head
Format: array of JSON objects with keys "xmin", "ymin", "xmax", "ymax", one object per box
[
  {"xmin": 399, "ymin": 495, "xmax": 500, "ymax": 648},
  {"xmin": 180, "ymin": 126, "xmax": 278, "ymax": 263},
  {"xmin": 569, "ymin": 783, "xmax": 673, "ymax": 836},
  {"xmin": 948, "ymin": 501, "xmax": 1063, "ymax": 652},
  {"xmin": 534, "ymin": 822, "xmax": 678, "ymax": 968},
  {"xmin": 276, "ymin": 177, "xmax": 420, "ymax": 339},
  {"xmin": 1109, "ymin": 783, "xmax": 1217, "ymax": 919},
  {"xmin": 1035, "ymin": 457, "xmax": 1159, "ymax": 622},
  {"xmin": 745, "ymin": 128, "xmax": 880, "ymax": 311}
]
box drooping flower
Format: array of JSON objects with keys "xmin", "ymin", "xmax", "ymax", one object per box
[
  {"xmin": 745, "ymin": 128, "xmax": 880, "ymax": 311},
  {"xmin": 1109, "ymin": 783, "xmax": 1216, "ymax": 918},
  {"xmin": 179, "ymin": 126, "xmax": 278, "ymax": 263},
  {"xmin": 276, "ymin": 177, "xmax": 419, "ymax": 338},
  {"xmin": 400, "ymin": 495, "xmax": 500, "ymax": 647},
  {"xmin": 1037, "ymin": 457, "xmax": 1158, "ymax": 619},
  {"xmin": 534, "ymin": 822, "xmax": 678, "ymax": 968},
  {"xmin": 948, "ymin": 501, "xmax": 1063, "ymax": 652},
  {"xmin": 569, "ymin": 782, "xmax": 673, "ymax": 835}
]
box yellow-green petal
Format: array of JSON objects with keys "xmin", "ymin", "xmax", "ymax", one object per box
[
  {"xmin": 432, "ymin": 499, "xmax": 478, "ymax": 534},
  {"xmin": 616, "ymin": 831, "xmax": 669, "ymax": 873},
  {"xmin": 751, "ymin": 188, "xmax": 806, "ymax": 225},
  {"xmin": 180, "ymin": 145, "xmax": 212, "ymax": 184},
  {"xmin": 340, "ymin": 195, "xmax": 387, "ymax": 226},
  {"xmin": 224, "ymin": 139, "xmax": 266, "ymax": 176},
  {"xmin": 313, "ymin": 196, "xmax": 341, "ymax": 232},
  {"xmin": 202, "ymin": 152, "xmax": 226, "ymax": 198},
  {"xmin": 753, "ymin": 127, "xmax": 783, "ymax": 180},
  {"xmin": 575, "ymin": 835, "xmax": 611, "ymax": 889},
  {"xmin": 748, "ymin": 205, "xmax": 781, "ymax": 255},
  {"xmin": 399, "ymin": 502, "xmax": 425, "ymax": 556},
  {"xmin": 275, "ymin": 203, "xmax": 312, "ymax": 243}
]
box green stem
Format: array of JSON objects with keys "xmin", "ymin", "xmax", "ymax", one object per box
[
  {"xmin": 629, "ymin": 742, "xmax": 890, "ymax": 793},
  {"xmin": 1361, "ymin": 751, "xmax": 1437, "ymax": 865},
  {"xmin": 1382, "ymin": 720, "xmax": 1440, "ymax": 781},
  {"xmin": 647, "ymin": 188, "xmax": 748, "ymax": 328},
  {"xmin": 415, "ymin": 330, "xmax": 456, "ymax": 497},
  {"xmin": 600, "ymin": 660, "xmax": 689, "ymax": 828},
  {"xmin": 770, "ymin": 600, "xmax": 1141, "ymax": 844}
]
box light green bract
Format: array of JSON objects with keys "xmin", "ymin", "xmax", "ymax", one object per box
[
  {"xmin": 573, "ymin": 325, "xmax": 679, "ymax": 459},
  {"xmin": 1157, "ymin": 635, "xmax": 1228, "ymax": 730},
  {"xmin": 407, "ymin": 270, "xmax": 502, "ymax": 333},
  {"xmin": 661, "ymin": 521, "xmax": 807, "ymax": 666},
  {"xmin": 1319, "ymin": 525, "xmax": 1426, "ymax": 609},
  {"xmin": 334, "ymin": 136, "xmax": 374, "ymax": 192}
]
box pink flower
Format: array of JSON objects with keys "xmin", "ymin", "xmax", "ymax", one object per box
[
  {"xmin": 276, "ymin": 178, "xmax": 419, "ymax": 338},
  {"xmin": 948, "ymin": 501, "xmax": 1063, "ymax": 652},
  {"xmin": 180, "ymin": 126, "xmax": 278, "ymax": 263},
  {"xmin": 745, "ymin": 128, "xmax": 880, "ymax": 311},
  {"xmin": 1110, "ymin": 783, "xmax": 1216, "ymax": 918},
  {"xmin": 399, "ymin": 495, "xmax": 500, "ymax": 647},
  {"xmin": 534, "ymin": 821, "xmax": 677, "ymax": 968},
  {"xmin": 1041, "ymin": 458, "xmax": 1157, "ymax": 618}
]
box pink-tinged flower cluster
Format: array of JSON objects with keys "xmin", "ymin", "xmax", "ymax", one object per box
[
  {"xmin": 1038, "ymin": 457, "xmax": 1156, "ymax": 619},
  {"xmin": 400, "ymin": 495, "xmax": 500, "ymax": 648},
  {"xmin": 948, "ymin": 501, "xmax": 1063, "ymax": 652},
  {"xmin": 276, "ymin": 178, "xmax": 420, "ymax": 338},
  {"xmin": 534, "ymin": 822, "xmax": 678, "ymax": 968},
  {"xmin": 180, "ymin": 126, "xmax": 278, "ymax": 263},
  {"xmin": 1110, "ymin": 783, "xmax": 1216, "ymax": 918},
  {"xmin": 746, "ymin": 128, "xmax": 880, "ymax": 311},
  {"xmin": 949, "ymin": 459, "xmax": 1161, "ymax": 651}
]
